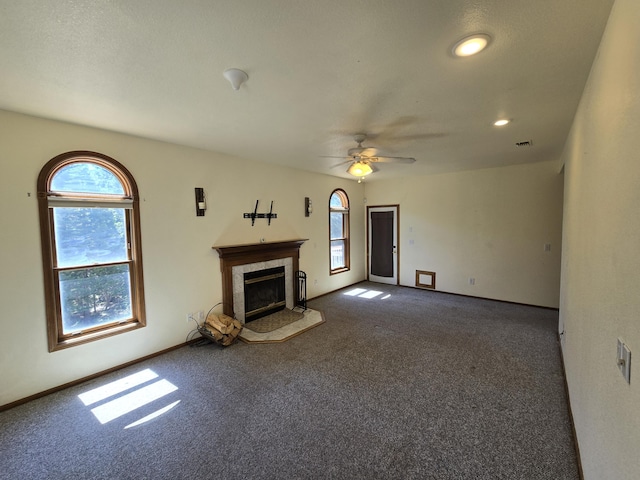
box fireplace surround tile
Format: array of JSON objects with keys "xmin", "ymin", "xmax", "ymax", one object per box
[{"xmin": 232, "ymin": 258, "xmax": 293, "ymax": 323}]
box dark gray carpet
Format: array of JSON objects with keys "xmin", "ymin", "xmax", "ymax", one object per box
[{"xmin": 0, "ymin": 282, "xmax": 578, "ymax": 479}]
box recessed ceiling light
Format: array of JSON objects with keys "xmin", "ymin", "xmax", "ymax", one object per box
[
  {"xmin": 452, "ymin": 34, "xmax": 491, "ymax": 57},
  {"xmin": 494, "ymin": 119, "xmax": 510, "ymax": 126}
]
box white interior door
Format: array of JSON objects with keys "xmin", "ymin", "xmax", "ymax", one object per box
[{"xmin": 368, "ymin": 206, "xmax": 398, "ymax": 285}]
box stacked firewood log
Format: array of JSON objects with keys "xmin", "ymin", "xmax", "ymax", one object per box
[{"xmin": 201, "ymin": 312, "xmax": 243, "ymax": 346}]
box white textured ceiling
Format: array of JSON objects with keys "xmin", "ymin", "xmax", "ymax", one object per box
[{"xmin": 0, "ymin": 0, "xmax": 614, "ymax": 180}]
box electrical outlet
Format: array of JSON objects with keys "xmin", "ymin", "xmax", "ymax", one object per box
[
  {"xmin": 186, "ymin": 313, "xmax": 192, "ymax": 323},
  {"xmin": 198, "ymin": 310, "xmax": 204, "ymax": 321},
  {"xmin": 469, "ymin": 277, "xmax": 475, "ymax": 285}
]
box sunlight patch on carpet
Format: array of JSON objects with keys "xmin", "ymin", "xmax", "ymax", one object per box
[
  {"xmin": 78, "ymin": 369, "xmax": 158, "ymax": 406},
  {"xmin": 90, "ymin": 379, "xmax": 177, "ymax": 424},
  {"xmin": 343, "ymin": 287, "xmax": 389, "ymax": 299},
  {"xmin": 124, "ymin": 400, "xmax": 181, "ymax": 429},
  {"xmin": 78, "ymin": 369, "xmax": 180, "ymax": 427}
]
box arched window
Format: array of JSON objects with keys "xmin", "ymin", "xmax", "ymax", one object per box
[
  {"xmin": 329, "ymin": 189, "xmax": 350, "ymax": 274},
  {"xmin": 37, "ymin": 151, "xmax": 146, "ymax": 351}
]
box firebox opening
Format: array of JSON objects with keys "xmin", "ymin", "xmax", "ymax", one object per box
[{"xmin": 244, "ymin": 266, "xmax": 286, "ymax": 323}]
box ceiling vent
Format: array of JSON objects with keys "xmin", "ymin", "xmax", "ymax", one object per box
[{"xmin": 515, "ymin": 140, "xmax": 533, "ymax": 147}]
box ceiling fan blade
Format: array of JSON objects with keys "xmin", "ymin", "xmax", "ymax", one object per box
[
  {"xmin": 361, "ymin": 147, "xmax": 377, "ymax": 157},
  {"xmin": 348, "ymin": 147, "xmax": 378, "ymax": 157},
  {"xmin": 368, "ymin": 156, "xmax": 416, "ymax": 164},
  {"xmin": 331, "ymin": 159, "xmax": 353, "ymax": 168}
]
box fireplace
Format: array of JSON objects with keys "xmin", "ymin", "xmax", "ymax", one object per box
[
  {"xmin": 213, "ymin": 239, "xmax": 307, "ymax": 323},
  {"xmin": 243, "ymin": 266, "xmax": 286, "ymax": 322}
]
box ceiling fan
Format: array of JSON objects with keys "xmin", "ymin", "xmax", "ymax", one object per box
[{"xmin": 325, "ymin": 134, "xmax": 416, "ymax": 180}]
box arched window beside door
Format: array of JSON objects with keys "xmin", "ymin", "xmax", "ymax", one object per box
[{"xmin": 329, "ymin": 189, "xmax": 350, "ymax": 274}]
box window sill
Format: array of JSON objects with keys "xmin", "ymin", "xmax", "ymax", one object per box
[
  {"xmin": 50, "ymin": 320, "xmax": 145, "ymax": 352},
  {"xmin": 330, "ymin": 267, "xmax": 350, "ymax": 276}
]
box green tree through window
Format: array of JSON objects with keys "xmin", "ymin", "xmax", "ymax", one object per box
[{"xmin": 38, "ymin": 152, "xmax": 146, "ymax": 351}]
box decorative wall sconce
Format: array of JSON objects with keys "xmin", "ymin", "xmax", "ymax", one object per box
[
  {"xmin": 305, "ymin": 197, "xmax": 313, "ymax": 216},
  {"xmin": 195, "ymin": 187, "xmax": 206, "ymax": 216}
]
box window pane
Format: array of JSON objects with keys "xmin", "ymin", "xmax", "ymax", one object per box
[
  {"xmin": 51, "ymin": 163, "xmax": 125, "ymax": 194},
  {"xmin": 330, "ymin": 240, "xmax": 345, "ymax": 269},
  {"xmin": 59, "ymin": 264, "xmax": 133, "ymax": 334},
  {"xmin": 330, "ymin": 212, "xmax": 344, "ymax": 239},
  {"xmin": 54, "ymin": 207, "xmax": 128, "ymax": 268},
  {"xmin": 330, "ymin": 193, "xmax": 343, "ymax": 208}
]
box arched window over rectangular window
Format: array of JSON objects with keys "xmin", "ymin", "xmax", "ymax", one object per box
[
  {"xmin": 329, "ymin": 189, "xmax": 350, "ymax": 274},
  {"xmin": 37, "ymin": 151, "xmax": 146, "ymax": 351}
]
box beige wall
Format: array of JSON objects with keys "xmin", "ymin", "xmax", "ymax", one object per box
[
  {"xmin": 0, "ymin": 4, "xmax": 632, "ymax": 476},
  {"xmin": 0, "ymin": 110, "xmax": 365, "ymax": 406},
  {"xmin": 560, "ymin": 0, "xmax": 640, "ymax": 478},
  {"xmin": 364, "ymin": 160, "xmax": 564, "ymax": 308}
]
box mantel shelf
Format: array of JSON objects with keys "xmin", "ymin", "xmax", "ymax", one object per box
[{"xmin": 213, "ymin": 239, "xmax": 308, "ymax": 260}]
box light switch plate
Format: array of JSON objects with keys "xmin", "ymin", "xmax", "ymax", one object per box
[
  {"xmin": 617, "ymin": 338, "xmax": 631, "ymax": 384},
  {"xmin": 622, "ymin": 343, "xmax": 631, "ymax": 384},
  {"xmin": 618, "ymin": 338, "xmax": 624, "ymax": 363}
]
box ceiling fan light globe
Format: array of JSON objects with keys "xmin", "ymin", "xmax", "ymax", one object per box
[{"xmin": 347, "ymin": 162, "xmax": 373, "ymax": 177}]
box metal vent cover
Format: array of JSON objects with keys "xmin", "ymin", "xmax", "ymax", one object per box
[{"xmin": 515, "ymin": 140, "xmax": 533, "ymax": 147}]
